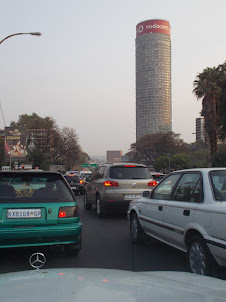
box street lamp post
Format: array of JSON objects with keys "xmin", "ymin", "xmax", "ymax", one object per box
[
  {"xmin": 1, "ymin": 31, "xmax": 41, "ymax": 169},
  {"xmin": 0, "ymin": 32, "xmax": 41, "ymax": 45}
]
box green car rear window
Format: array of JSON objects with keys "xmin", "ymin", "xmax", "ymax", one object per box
[{"xmin": 0, "ymin": 172, "xmax": 74, "ymax": 203}]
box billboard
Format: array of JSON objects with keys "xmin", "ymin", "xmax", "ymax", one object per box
[
  {"xmin": 4, "ymin": 127, "xmax": 27, "ymax": 161},
  {"xmin": 136, "ymin": 19, "xmax": 170, "ymax": 37}
]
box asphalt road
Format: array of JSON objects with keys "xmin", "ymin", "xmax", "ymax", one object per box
[
  {"xmin": 0, "ymin": 195, "xmax": 189, "ymax": 274},
  {"xmin": 0, "ymin": 195, "xmax": 225, "ymax": 280}
]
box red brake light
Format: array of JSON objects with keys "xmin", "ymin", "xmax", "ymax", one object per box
[
  {"xmin": 148, "ymin": 180, "xmax": 158, "ymax": 187},
  {"xmin": 124, "ymin": 165, "xmax": 136, "ymax": 167},
  {"xmin": 59, "ymin": 211, "xmax": 66, "ymax": 218},
  {"xmin": 59, "ymin": 206, "xmax": 79, "ymax": 218},
  {"xmin": 80, "ymin": 180, "xmax": 83, "ymax": 184},
  {"xmin": 104, "ymin": 181, "xmax": 119, "ymax": 187}
]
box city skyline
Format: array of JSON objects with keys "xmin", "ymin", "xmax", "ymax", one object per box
[{"xmin": 1, "ymin": 0, "xmax": 225, "ymax": 155}]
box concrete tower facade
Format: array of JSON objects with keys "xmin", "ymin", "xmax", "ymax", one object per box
[
  {"xmin": 196, "ymin": 117, "xmax": 205, "ymax": 142},
  {"xmin": 136, "ymin": 19, "xmax": 172, "ymax": 140}
]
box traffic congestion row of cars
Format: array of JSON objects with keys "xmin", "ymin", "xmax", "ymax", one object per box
[
  {"xmin": 83, "ymin": 163, "xmax": 226, "ymax": 277},
  {"xmin": 64, "ymin": 170, "xmax": 93, "ymax": 194},
  {"xmin": 0, "ymin": 165, "xmax": 225, "ymax": 279}
]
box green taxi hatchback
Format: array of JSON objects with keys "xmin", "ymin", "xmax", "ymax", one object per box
[{"xmin": 0, "ymin": 171, "xmax": 82, "ymax": 255}]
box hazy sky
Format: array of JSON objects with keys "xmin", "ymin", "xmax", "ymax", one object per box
[{"xmin": 0, "ymin": 0, "xmax": 226, "ymax": 156}]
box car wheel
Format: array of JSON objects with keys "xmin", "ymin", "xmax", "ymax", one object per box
[
  {"xmin": 84, "ymin": 192, "xmax": 92, "ymax": 210},
  {"xmin": 130, "ymin": 212, "xmax": 144, "ymax": 243},
  {"xmin": 188, "ymin": 235, "xmax": 214, "ymax": 275},
  {"xmin": 96, "ymin": 195, "xmax": 105, "ymax": 218}
]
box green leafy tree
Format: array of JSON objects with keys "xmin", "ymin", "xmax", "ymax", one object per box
[
  {"xmin": 126, "ymin": 132, "xmax": 189, "ymax": 167},
  {"xmin": 153, "ymin": 155, "xmax": 170, "ymax": 172},
  {"xmin": 10, "ymin": 113, "xmax": 55, "ymax": 130},
  {"xmin": 211, "ymin": 144, "xmax": 226, "ymax": 167},
  {"xmin": 10, "ymin": 113, "xmax": 84, "ymax": 169},
  {"xmin": 170, "ymin": 154, "xmax": 192, "ymax": 170},
  {"xmin": 189, "ymin": 149, "xmax": 209, "ymax": 168},
  {"xmin": 189, "ymin": 141, "xmax": 207, "ymax": 152},
  {"xmin": 27, "ymin": 149, "xmax": 48, "ymax": 170},
  {"xmin": 154, "ymin": 154, "xmax": 192, "ymax": 172}
]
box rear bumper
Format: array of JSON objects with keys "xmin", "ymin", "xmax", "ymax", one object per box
[
  {"xmin": 0, "ymin": 223, "xmax": 82, "ymax": 248},
  {"xmin": 71, "ymin": 186, "xmax": 84, "ymax": 193},
  {"xmin": 101, "ymin": 191, "xmax": 144, "ymax": 209},
  {"xmin": 101, "ymin": 190, "xmax": 150, "ymax": 204},
  {"xmin": 102, "ymin": 200, "xmax": 131, "ymax": 210}
]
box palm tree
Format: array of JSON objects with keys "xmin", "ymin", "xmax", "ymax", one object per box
[
  {"xmin": 193, "ymin": 66, "xmax": 224, "ymax": 156},
  {"xmin": 218, "ymin": 63, "xmax": 226, "ymax": 141}
]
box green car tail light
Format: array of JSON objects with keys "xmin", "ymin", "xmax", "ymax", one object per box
[{"xmin": 59, "ymin": 206, "xmax": 79, "ymax": 218}]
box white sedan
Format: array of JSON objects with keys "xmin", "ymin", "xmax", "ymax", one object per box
[{"xmin": 128, "ymin": 168, "xmax": 226, "ymax": 276}]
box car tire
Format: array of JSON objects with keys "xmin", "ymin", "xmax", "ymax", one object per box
[
  {"xmin": 96, "ymin": 195, "xmax": 105, "ymax": 218},
  {"xmin": 84, "ymin": 192, "xmax": 92, "ymax": 210},
  {"xmin": 130, "ymin": 212, "xmax": 145, "ymax": 243},
  {"xmin": 187, "ymin": 234, "xmax": 214, "ymax": 276}
]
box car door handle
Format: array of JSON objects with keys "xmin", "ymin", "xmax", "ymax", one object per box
[
  {"xmin": 183, "ymin": 210, "xmax": 190, "ymax": 216},
  {"xmin": 158, "ymin": 205, "xmax": 163, "ymax": 211}
]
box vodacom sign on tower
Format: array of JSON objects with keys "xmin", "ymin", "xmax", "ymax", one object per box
[{"xmin": 136, "ymin": 19, "xmax": 170, "ymax": 37}]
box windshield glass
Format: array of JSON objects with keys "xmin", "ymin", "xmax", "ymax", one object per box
[
  {"xmin": 109, "ymin": 166, "xmax": 150, "ymax": 179},
  {"xmin": 1, "ymin": 0, "xmax": 226, "ymax": 288},
  {"xmin": 210, "ymin": 170, "xmax": 226, "ymax": 201}
]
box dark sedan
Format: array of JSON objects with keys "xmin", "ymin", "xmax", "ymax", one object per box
[{"xmin": 64, "ymin": 175, "xmax": 84, "ymax": 195}]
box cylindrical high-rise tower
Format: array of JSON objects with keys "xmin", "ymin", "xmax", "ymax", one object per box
[{"xmin": 136, "ymin": 19, "xmax": 171, "ymax": 140}]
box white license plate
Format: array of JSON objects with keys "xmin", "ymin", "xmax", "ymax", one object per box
[
  {"xmin": 7, "ymin": 209, "xmax": 41, "ymax": 219},
  {"xmin": 71, "ymin": 186, "xmax": 77, "ymax": 189},
  {"xmin": 124, "ymin": 194, "xmax": 141, "ymax": 200}
]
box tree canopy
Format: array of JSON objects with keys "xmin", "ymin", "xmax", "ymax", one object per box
[
  {"xmin": 125, "ymin": 132, "xmax": 189, "ymax": 167},
  {"xmin": 10, "ymin": 113, "xmax": 85, "ymax": 170},
  {"xmin": 10, "ymin": 113, "xmax": 55, "ymax": 130}
]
